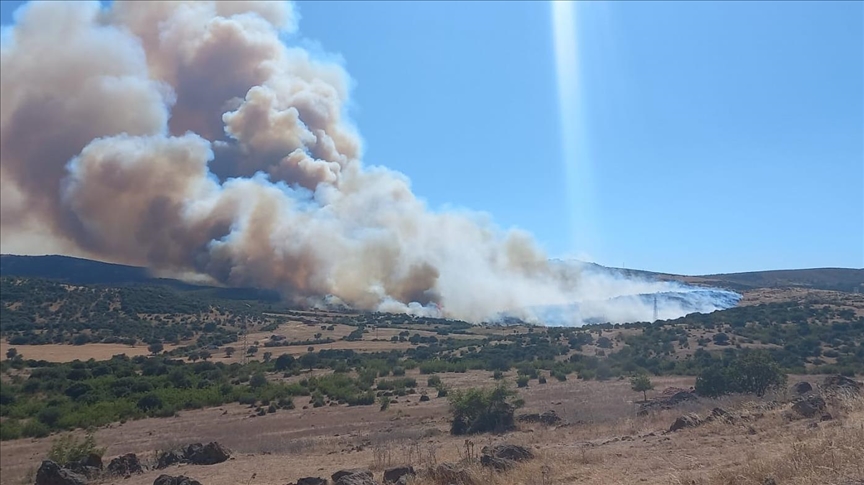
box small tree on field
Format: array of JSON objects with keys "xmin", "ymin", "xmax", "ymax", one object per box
[
  {"xmin": 147, "ymin": 343, "xmax": 163, "ymax": 355},
  {"xmin": 225, "ymin": 347, "xmax": 236, "ymax": 358},
  {"xmin": 6, "ymin": 348, "xmax": 17, "ymax": 360},
  {"xmin": 630, "ymin": 374, "xmax": 654, "ymax": 402}
]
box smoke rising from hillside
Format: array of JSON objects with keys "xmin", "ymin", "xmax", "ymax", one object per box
[{"xmin": 0, "ymin": 1, "xmax": 738, "ymax": 324}]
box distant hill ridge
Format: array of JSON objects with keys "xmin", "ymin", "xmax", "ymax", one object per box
[{"xmin": 3, "ymin": 254, "xmax": 863, "ymax": 293}]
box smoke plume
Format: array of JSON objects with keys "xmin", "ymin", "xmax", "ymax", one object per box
[{"xmin": 0, "ymin": 1, "xmax": 738, "ymax": 325}]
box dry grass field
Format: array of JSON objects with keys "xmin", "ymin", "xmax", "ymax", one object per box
[
  {"xmin": 2, "ymin": 373, "xmax": 861, "ymax": 485},
  {"xmin": 0, "ymin": 342, "xmax": 170, "ymax": 363}
]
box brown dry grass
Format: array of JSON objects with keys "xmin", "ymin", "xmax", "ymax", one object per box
[{"xmin": 2, "ymin": 375, "xmax": 862, "ymax": 485}]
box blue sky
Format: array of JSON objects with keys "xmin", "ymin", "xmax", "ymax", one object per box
[{"xmin": 2, "ymin": 1, "xmax": 862, "ymax": 275}]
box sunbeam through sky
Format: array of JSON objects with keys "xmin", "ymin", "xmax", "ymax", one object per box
[{"xmin": 551, "ymin": 1, "xmax": 597, "ymax": 262}]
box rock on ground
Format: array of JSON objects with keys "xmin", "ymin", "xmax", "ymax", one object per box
[
  {"xmin": 669, "ymin": 413, "xmax": 702, "ymax": 432},
  {"xmin": 518, "ymin": 410, "xmax": 561, "ymax": 426},
  {"xmin": 424, "ymin": 463, "xmax": 477, "ymax": 485},
  {"xmin": 107, "ymin": 453, "xmax": 144, "ymax": 476},
  {"xmin": 793, "ymin": 381, "xmax": 813, "ymax": 394},
  {"xmin": 35, "ymin": 460, "xmax": 88, "ymax": 485},
  {"xmin": 482, "ymin": 444, "xmax": 534, "ymax": 462},
  {"xmin": 153, "ymin": 475, "xmax": 203, "ymax": 485},
  {"xmin": 156, "ymin": 450, "xmax": 185, "ymax": 469},
  {"xmin": 383, "ymin": 466, "xmax": 415, "ymax": 484},
  {"xmin": 184, "ymin": 442, "xmax": 231, "ymax": 465},
  {"xmin": 295, "ymin": 478, "xmax": 328, "ymax": 485},
  {"xmin": 822, "ymin": 375, "xmax": 862, "ymax": 394},
  {"xmin": 790, "ymin": 395, "xmax": 827, "ymax": 419},
  {"xmin": 333, "ymin": 469, "xmax": 377, "ymax": 485},
  {"xmin": 479, "ymin": 444, "xmax": 535, "ymax": 471}
]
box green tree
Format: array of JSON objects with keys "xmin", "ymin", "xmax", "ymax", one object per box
[
  {"xmin": 299, "ymin": 352, "xmax": 318, "ymax": 371},
  {"xmin": 695, "ymin": 365, "xmax": 730, "ymax": 397},
  {"xmin": 5, "ymin": 348, "xmax": 17, "ymax": 360},
  {"xmin": 630, "ymin": 374, "xmax": 654, "ymax": 402},
  {"xmin": 728, "ymin": 352, "xmax": 787, "ymax": 397},
  {"xmin": 224, "ymin": 347, "xmax": 236, "ymax": 358},
  {"xmin": 274, "ymin": 353, "xmax": 295, "ymax": 371},
  {"xmin": 250, "ymin": 372, "xmax": 267, "ymax": 389},
  {"xmin": 147, "ymin": 342, "xmax": 164, "ymax": 355}
]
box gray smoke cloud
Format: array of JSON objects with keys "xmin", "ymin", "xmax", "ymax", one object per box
[{"xmin": 0, "ymin": 1, "xmax": 738, "ymax": 325}]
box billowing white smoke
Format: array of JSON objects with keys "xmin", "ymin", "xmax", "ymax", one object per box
[{"xmin": 0, "ymin": 1, "xmax": 738, "ymax": 325}]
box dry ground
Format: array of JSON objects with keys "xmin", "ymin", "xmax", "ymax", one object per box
[{"xmin": 3, "ymin": 374, "xmax": 860, "ymax": 485}]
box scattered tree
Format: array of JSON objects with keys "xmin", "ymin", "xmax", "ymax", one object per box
[{"xmin": 630, "ymin": 374, "xmax": 654, "ymax": 402}]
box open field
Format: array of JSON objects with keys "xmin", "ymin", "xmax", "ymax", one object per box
[
  {"xmin": 2, "ymin": 374, "xmax": 861, "ymax": 485},
  {"xmin": 0, "ymin": 342, "xmax": 170, "ymax": 363}
]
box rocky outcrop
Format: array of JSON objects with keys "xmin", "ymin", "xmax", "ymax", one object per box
[
  {"xmin": 106, "ymin": 453, "xmax": 143, "ymax": 477},
  {"xmin": 153, "ymin": 475, "xmax": 203, "ymax": 485},
  {"xmin": 669, "ymin": 413, "xmax": 702, "ymax": 432},
  {"xmin": 35, "ymin": 461, "xmax": 88, "ymax": 485}
]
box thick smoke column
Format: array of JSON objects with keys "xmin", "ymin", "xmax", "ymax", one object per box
[{"xmin": 0, "ymin": 1, "xmax": 737, "ymax": 324}]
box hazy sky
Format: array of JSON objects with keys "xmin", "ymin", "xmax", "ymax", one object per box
[{"xmin": 2, "ymin": 1, "xmax": 862, "ymax": 275}]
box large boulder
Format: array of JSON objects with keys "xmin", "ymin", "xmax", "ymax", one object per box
[
  {"xmin": 669, "ymin": 413, "xmax": 702, "ymax": 432},
  {"xmin": 184, "ymin": 442, "xmax": 231, "ymax": 465},
  {"xmin": 790, "ymin": 395, "xmax": 827, "ymax": 419},
  {"xmin": 793, "ymin": 381, "xmax": 813, "ymax": 395},
  {"xmin": 153, "ymin": 475, "xmax": 202, "ymax": 485},
  {"xmin": 332, "ymin": 469, "xmax": 373, "ymax": 482},
  {"xmin": 106, "ymin": 453, "xmax": 143, "ymax": 477},
  {"xmin": 35, "ymin": 460, "xmax": 88, "ymax": 485},
  {"xmin": 383, "ymin": 466, "xmax": 415, "ymax": 484}
]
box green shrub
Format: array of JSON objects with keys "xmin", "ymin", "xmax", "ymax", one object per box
[
  {"xmin": 21, "ymin": 420, "xmax": 50, "ymax": 438},
  {"xmin": 448, "ymin": 383, "xmax": 521, "ymax": 435},
  {"xmin": 516, "ymin": 376, "xmax": 529, "ymax": 388},
  {"xmin": 427, "ymin": 375, "xmax": 442, "ymax": 387},
  {"xmin": 392, "ymin": 366, "xmax": 406, "ymax": 376},
  {"xmin": 47, "ymin": 430, "xmax": 105, "ymax": 464},
  {"xmin": 0, "ymin": 420, "xmax": 22, "ymax": 440}
]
